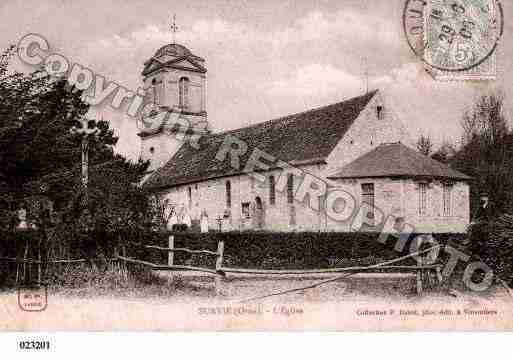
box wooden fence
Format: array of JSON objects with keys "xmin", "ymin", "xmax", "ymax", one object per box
[{"xmin": 117, "ymin": 237, "xmax": 443, "ymax": 295}]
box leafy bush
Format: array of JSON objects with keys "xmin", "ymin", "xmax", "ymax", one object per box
[
  {"xmin": 154, "ymin": 231, "xmax": 465, "ymax": 270},
  {"xmin": 469, "ymin": 214, "xmax": 513, "ymax": 286},
  {"xmin": 171, "ymin": 224, "xmax": 188, "ymax": 232}
]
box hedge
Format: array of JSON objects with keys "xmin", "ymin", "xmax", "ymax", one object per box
[
  {"xmin": 0, "ymin": 229, "xmax": 468, "ymax": 286},
  {"xmin": 148, "ymin": 232, "xmax": 467, "ymax": 270}
]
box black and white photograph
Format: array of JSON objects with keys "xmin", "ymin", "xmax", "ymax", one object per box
[{"xmin": 0, "ymin": 0, "xmax": 512, "ymax": 339}]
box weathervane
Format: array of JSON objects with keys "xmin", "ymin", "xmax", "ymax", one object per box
[
  {"xmin": 363, "ymin": 57, "xmax": 369, "ymax": 94},
  {"xmin": 170, "ymin": 14, "xmax": 178, "ymax": 44}
]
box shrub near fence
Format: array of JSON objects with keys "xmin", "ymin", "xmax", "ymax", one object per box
[
  {"xmin": 158, "ymin": 232, "xmax": 466, "ymax": 270},
  {"xmin": 0, "ymin": 227, "xmax": 160, "ymax": 287}
]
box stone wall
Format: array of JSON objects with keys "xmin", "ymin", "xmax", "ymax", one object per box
[
  {"xmin": 327, "ymin": 177, "xmax": 470, "ymax": 233},
  {"xmin": 159, "ymin": 164, "xmax": 328, "ymax": 232},
  {"xmin": 326, "ymin": 91, "xmax": 413, "ymax": 173},
  {"xmin": 159, "ymin": 170, "xmax": 469, "ymax": 233},
  {"xmin": 140, "ymin": 112, "xmax": 208, "ymax": 171},
  {"xmin": 401, "ymin": 179, "xmax": 470, "ymax": 233}
]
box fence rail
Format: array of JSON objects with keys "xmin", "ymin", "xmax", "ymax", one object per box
[
  {"xmin": 116, "ymin": 255, "xmax": 221, "ymax": 275},
  {"xmin": 117, "ymin": 236, "xmax": 442, "ymax": 296},
  {"xmin": 219, "ymin": 264, "xmax": 442, "ymax": 276},
  {"xmin": 145, "ymin": 246, "xmax": 218, "ymax": 256}
]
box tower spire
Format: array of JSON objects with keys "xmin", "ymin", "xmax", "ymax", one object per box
[{"xmin": 170, "ymin": 14, "xmax": 178, "ymax": 44}]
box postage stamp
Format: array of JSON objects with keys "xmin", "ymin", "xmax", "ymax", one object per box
[{"xmin": 403, "ymin": 0, "xmax": 504, "ymax": 80}]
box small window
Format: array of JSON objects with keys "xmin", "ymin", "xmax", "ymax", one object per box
[
  {"xmin": 443, "ymin": 183, "xmax": 453, "ymax": 216},
  {"xmin": 226, "ymin": 181, "xmax": 232, "ymax": 208},
  {"xmin": 269, "ymin": 175, "xmax": 276, "ymax": 205},
  {"xmin": 418, "ymin": 183, "xmax": 428, "ymax": 216},
  {"xmin": 188, "ymin": 187, "xmax": 192, "ymax": 207},
  {"xmin": 149, "ymin": 147, "xmax": 155, "ymax": 154},
  {"xmin": 287, "ymin": 174, "xmax": 294, "ymax": 204},
  {"xmin": 377, "ymin": 105, "xmax": 383, "ymax": 120},
  {"xmin": 242, "ymin": 202, "xmax": 250, "ymax": 219}
]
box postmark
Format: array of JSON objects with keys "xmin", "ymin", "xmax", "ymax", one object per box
[{"xmin": 403, "ymin": 0, "xmax": 504, "ymax": 80}]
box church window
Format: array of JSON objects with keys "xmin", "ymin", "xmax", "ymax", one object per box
[
  {"xmin": 179, "ymin": 77, "xmax": 190, "ymax": 109},
  {"xmin": 269, "ymin": 175, "xmax": 276, "ymax": 205},
  {"xmin": 151, "ymin": 77, "xmax": 163, "ymax": 105},
  {"xmin": 287, "ymin": 174, "xmax": 294, "ymax": 204},
  {"xmin": 377, "ymin": 105, "xmax": 383, "ymax": 120},
  {"xmin": 418, "ymin": 183, "xmax": 428, "ymax": 216},
  {"xmin": 442, "ymin": 183, "xmax": 453, "ymax": 216},
  {"xmin": 242, "ymin": 202, "xmax": 250, "ymax": 219},
  {"xmin": 188, "ymin": 187, "xmax": 192, "ymax": 207},
  {"xmin": 226, "ymin": 180, "xmax": 232, "ymax": 208},
  {"xmin": 361, "ymin": 183, "xmax": 375, "ymax": 225}
]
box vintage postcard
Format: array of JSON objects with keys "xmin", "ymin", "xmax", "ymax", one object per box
[{"xmin": 1, "ymin": 0, "xmax": 512, "ymax": 334}]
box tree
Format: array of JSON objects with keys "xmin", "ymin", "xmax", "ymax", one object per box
[
  {"xmin": 451, "ymin": 91, "xmax": 513, "ymax": 218},
  {"xmin": 0, "ymin": 46, "xmax": 151, "ymax": 233},
  {"xmin": 416, "ymin": 134, "xmax": 433, "ymax": 156}
]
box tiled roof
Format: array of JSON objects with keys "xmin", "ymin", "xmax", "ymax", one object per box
[
  {"xmin": 327, "ymin": 142, "xmax": 471, "ymax": 181},
  {"xmin": 144, "ymin": 90, "xmax": 378, "ymax": 190}
]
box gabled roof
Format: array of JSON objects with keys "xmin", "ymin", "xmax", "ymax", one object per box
[
  {"xmin": 327, "ymin": 142, "xmax": 471, "ymax": 181},
  {"xmin": 144, "ymin": 90, "xmax": 378, "ymax": 190}
]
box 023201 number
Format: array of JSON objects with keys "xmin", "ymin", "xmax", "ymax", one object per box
[{"xmin": 19, "ymin": 340, "xmax": 51, "ymax": 350}]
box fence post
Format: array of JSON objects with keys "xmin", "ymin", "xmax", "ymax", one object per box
[
  {"xmin": 121, "ymin": 245, "xmax": 128, "ymax": 280},
  {"xmin": 168, "ymin": 235, "xmax": 174, "ymax": 266},
  {"xmin": 215, "ymin": 240, "xmax": 225, "ymax": 295},
  {"xmin": 416, "ymin": 268, "xmax": 423, "ymax": 295},
  {"xmin": 114, "ymin": 246, "xmax": 119, "ymax": 274}
]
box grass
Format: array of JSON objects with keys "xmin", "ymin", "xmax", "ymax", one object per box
[{"xmin": 44, "ymin": 262, "xmax": 216, "ymax": 299}]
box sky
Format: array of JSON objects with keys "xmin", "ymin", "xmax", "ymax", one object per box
[{"xmin": 1, "ymin": 0, "xmax": 512, "ymax": 160}]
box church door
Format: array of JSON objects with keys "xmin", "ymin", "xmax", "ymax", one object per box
[{"xmin": 254, "ymin": 197, "xmax": 265, "ymax": 230}]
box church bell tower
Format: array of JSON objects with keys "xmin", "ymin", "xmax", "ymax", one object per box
[{"xmin": 138, "ymin": 40, "xmax": 208, "ymax": 173}]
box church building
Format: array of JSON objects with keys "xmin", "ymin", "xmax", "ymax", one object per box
[{"xmin": 139, "ymin": 42, "xmax": 471, "ymax": 233}]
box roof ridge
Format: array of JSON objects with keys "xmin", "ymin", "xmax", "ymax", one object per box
[
  {"xmin": 145, "ymin": 90, "xmax": 380, "ymax": 189},
  {"xmin": 327, "ymin": 141, "xmax": 471, "ymax": 180},
  {"xmin": 209, "ymin": 89, "xmax": 378, "ymax": 138}
]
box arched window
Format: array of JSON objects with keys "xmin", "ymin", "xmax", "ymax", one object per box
[
  {"xmin": 151, "ymin": 77, "xmax": 163, "ymax": 105},
  {"xmin": 179, "ymin": 77, "xmax": 190, "ymax": 109}
]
